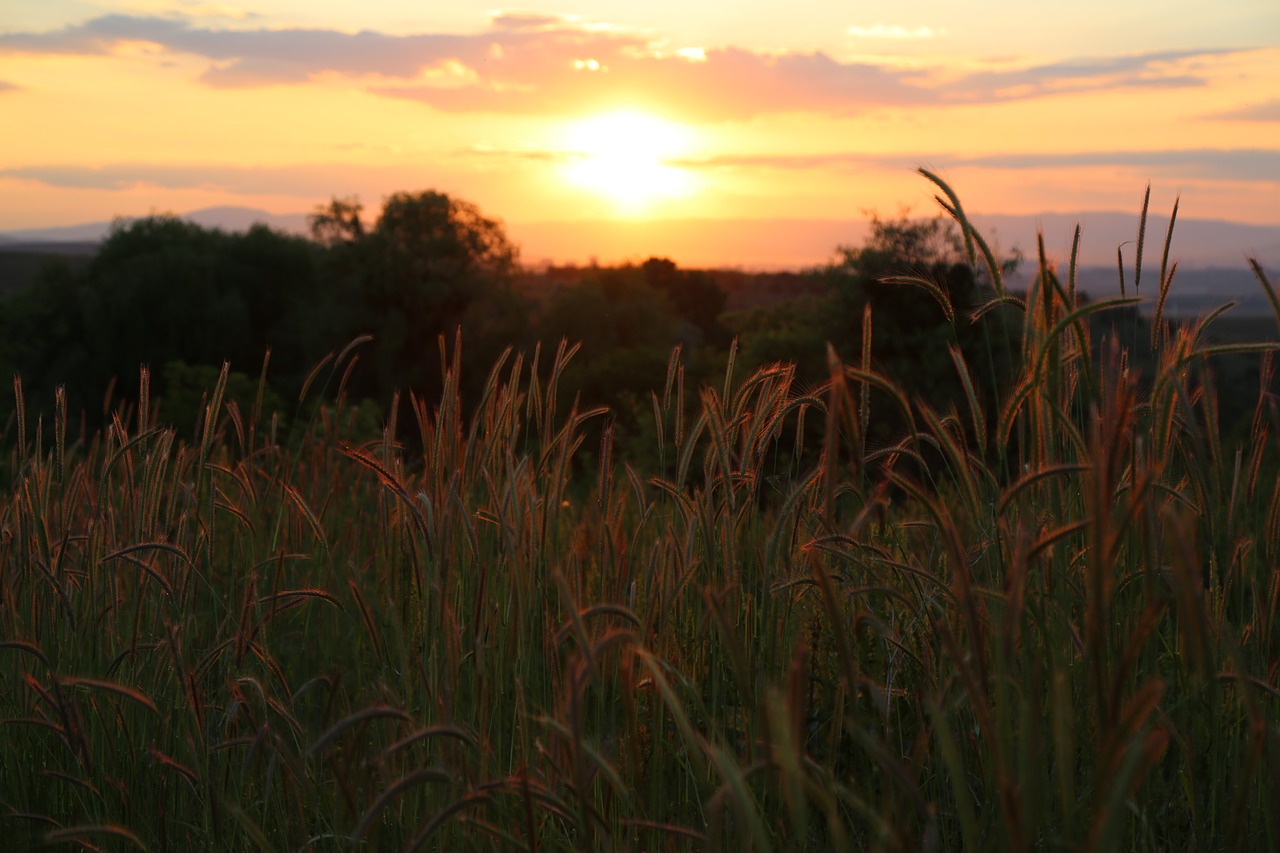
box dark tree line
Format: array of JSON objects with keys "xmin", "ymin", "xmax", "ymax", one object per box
[
  {"xmin": 3, "ymin": 217, "xmax": 339, "ymax": 425},
  {"xmin": 17, "ymin": 185, "xmax": 1265, "ymax": 468},
  {"xmin": 2, "ymin": 190, "xmax": 1038, "ymax": 457},
  {"xmin": 1, "ymin": 191, "xmax": 744, "ymax": 435},
  {"xmin": 3, "ymin": 184, "xmax": 1272, "ymax": 507}
]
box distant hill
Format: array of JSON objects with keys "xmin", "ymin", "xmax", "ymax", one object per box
[
  {"xmin": 966, "ymin": 212, "xmax": 1280, "ymax": 270},
  {"xmin": 1002, "ymin": 265, "xmax": 1275, "ymax": 318},
  {"xmin": 0, "ymin": 206, "xmax": 310, "ymax": 243}
]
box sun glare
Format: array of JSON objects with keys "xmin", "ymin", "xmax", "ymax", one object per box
[{"xmin": 560, "ymin": 111, "xmax": 696, "ymax": 214}]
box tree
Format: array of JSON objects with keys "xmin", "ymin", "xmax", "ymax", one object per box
[
  {"xmin": 70, "ymin": 218, "xmax": 254, "ymax": 413},
  {"xmin": 1, "ymin": 258, "xmax": 91, "ymax": 414},
  {"xmin": 2, "ymin": 191, "xmax": 528, "ymax": 430},
  {"xmin": 374, "ymin": 191, "xmax": 516, "ymax": 281},
  {"xmin": 345, "ymin": 191, "xmax": 524, "ymax": 404},
  {"xmin": 726, "ymin": 294, "xmax": 832, "ymax": 385},
  {"xmin": 308, "ymin": 197, "xmax": 365, "ymax": 247},
  {"xmin": 2, "ymin": 216, "xmax": 336, "ymax": 425},
  {"xmin": 640, "ymin": 257, "xmax": 729, "ymax": 347}
]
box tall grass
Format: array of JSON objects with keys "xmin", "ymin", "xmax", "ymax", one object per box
[{"xmin": 2, "ymin": 177, "xmax": 1278, "ymax": 851}]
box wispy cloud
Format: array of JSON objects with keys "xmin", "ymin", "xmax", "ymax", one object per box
[
  {"xmin": 669, "ymin": 148, "xmax": 1280, "ymax": 183},
  {"xmin": 0, "ymin": 80, "xmax": 18, "ymax": 92},
  {"xmin": 1209, "ymin": 99, "xmax": 1280, "ymax": 122},
  {"xmin": 0, "ymin": 162, "xmax": 415, "ymax": 195},
  {"xmin": 937, "ymin": 49, "xmax": 1233, "ymax": 102},
  {"xmin": 0, "ymin": 14, "xmax": 466, "ymax": 79},
  {"xmin": 376, "ymin": 46, "xmax": 936, "ymax": 120},
  {"xmin": 959, "ymin": 149, "xmax": 1280, "ymax": 181},
  {"xmin": 847, "ymin": 24, "xmax": 945, "ymax": 40},
  {"xmin": 0, "ymin": 13, "xmax": 1250, "ymax": 119},
  {"xmin": 667, "ymin": 152, "xmax": 909, "ymax": 170},
  {"xmin": 464, "ymin": 146, "xmax": 580, "ymax": 163},
  {"xmin": 489, "ymin": 12, "xmax": 567, "ymax": 31}
]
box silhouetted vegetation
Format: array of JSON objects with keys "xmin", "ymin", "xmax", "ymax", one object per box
[
  {"xmin": 0, "ymin": 193, "xmax": 757, "ymax": 440},
  {"xmin": 4, "ymin": 184, "xmax": 1275, "ymax": 465}
]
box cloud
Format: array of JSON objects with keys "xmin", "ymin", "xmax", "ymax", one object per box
[
  {"xmin": 464, "ymin": 146, "xmax": 580, "ymax": 164},
  {"xmin": 374, "ymin": 45, "xmax": 933, "ymax": 120},
  {"xmin": 462, "ymin": 146, "xmax": 911, "ymax": 173},
  {"xmin": 938, "ymin": 49, "xmax": 1233, "ymax": 102},
  {"xmin": 958, "ymin": 149, "xmax": 1280, "ymax": 181},
  {"xmin": 1209, "ymin": 99, "xmax": 1280, "ymax": 122},
  {"xmin": 668, "ymin": 148, "xmax": 1280, "ymax": 183},
  {"xmin": 0, "ymin": 14, "xmax": 468, "ymax": 79},
  {"xmin": 489, "ymin": 12, "xmax": 568, "ymax": 31},
  {"xmin": 6, "ymin": 147, "xmax": 1275, "ymax": 201},
  {"xmin": 472, "ymin": 143, "xmax": 1280, "ymax": 186},
  {"xmin": 847, "ymin": 24, "xmax": 945, "ymax": 39},
  {"xmin": 0, "ymin": 80, "xmax": 18, "ymax": 92},
  {"xmin": 0, "ymin": 162, "xmax": 413, "ymax": 196},
  {"xmin": 667, "ymin": 152, "xmax": 910, "ymax": 171},
  {"xmin": 0, "ymin": 14, "xmax": 1249, "ymax": 119}
]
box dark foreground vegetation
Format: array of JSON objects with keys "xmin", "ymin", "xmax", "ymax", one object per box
[{"xmin": 2, "ymin": 172, "xmax": 1279, "ymax": 850}]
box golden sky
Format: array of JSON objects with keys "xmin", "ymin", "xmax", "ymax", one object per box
[{"xmin": 1, "ymin": 1, "xmax": 1277, "ymax": 261}]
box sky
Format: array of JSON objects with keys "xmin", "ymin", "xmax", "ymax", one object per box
[{"xmin": 1, "ymin": 1, "xmax": 1277, "ymax": 264}]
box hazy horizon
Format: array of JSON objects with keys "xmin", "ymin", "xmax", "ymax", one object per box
[{"xmin": 5, "ymin": 201, "xmax": 1278, "ymax": 274}]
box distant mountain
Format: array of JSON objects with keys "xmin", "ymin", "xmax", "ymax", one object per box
[
  {"xmin": 967, "ymin": 212, "xmax": 1280, "ymax": 270},
  {"xmin": 0, "ymin": 206, "xmax": 309, "ymax": 243},
  {"xmin": 183, "ymin": 206, "xmax": 309, "ymax": 235}
]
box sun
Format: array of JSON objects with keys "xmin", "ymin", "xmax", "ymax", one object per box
[{"xmin": 560, "ymin": 111, "xmax": 696, "ymax": 213}]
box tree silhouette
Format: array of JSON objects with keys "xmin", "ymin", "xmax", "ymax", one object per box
[
  {"xmin": 308, "ymin": 197, "xmax": 366, "ymax": 247},
  {"xmin": 347, "ymin": 191, "xmax": 523, "ymax": 404},
  {"xmin": 640, "ymin": 257, "xmax": 729, "ymax": 346}
]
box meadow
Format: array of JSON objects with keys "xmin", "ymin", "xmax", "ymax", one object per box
[{"xmin": 2, "ymin": 174, "xmax": 1278, "ymax": 851}]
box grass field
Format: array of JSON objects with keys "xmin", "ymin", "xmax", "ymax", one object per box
[{"xmin": 3, "ymin": 176, "xmax": 1278, "ymax": 851}]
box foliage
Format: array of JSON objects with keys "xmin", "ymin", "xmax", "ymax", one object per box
[
  {"xmin": 532, "ymin": 260, "xmax": 735, "ymax": 476},
  {"xmin": 319, "ymin": 190, "xmax": 526, "ymax": 407},
  {"xmin": 725, "ymin": 293, "xmax": 832, "ymax": 386},
  {"xmin": 641, "ymin": 256, "xmax": 731, "ymax": 347},
  {"xmin": 1, "ymin": 216, "xmax": 335, "ymax": 423},
  {"xmin": 0, "ymin": 191, "xmax": 533, "ymax": 429},
  {"xmin": 157, "ymin": 359, "xmax": 285, "ymax": 437},
  {"xmin": 309, "ymin": 196, "xmax": 367, "ymax": 247}
]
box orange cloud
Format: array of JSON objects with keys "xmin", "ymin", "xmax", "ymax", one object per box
[
  {"xmin": 0, "ymin": 162, "xmax": 421, "ymax": 196},
  {"xmin": 1209, "ymin": 99, "xmax": 1280, "ymax": 122},
  {"xmin": 0, "ymin": 14, "xmax": 1249, "ymax": 121}
]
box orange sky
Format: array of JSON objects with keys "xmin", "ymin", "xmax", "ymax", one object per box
[{"xmin": 1, "ymin": 2, "xmax": 1277, "ymax": 263}]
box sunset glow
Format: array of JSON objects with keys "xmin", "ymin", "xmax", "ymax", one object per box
[
  {"xmin": 560, "ymin": 112, "xmax": 696, "ymax": 213},
  {"xmin": 0, "ymin": 2, "xmax": 1276, "ymax": 264}
]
